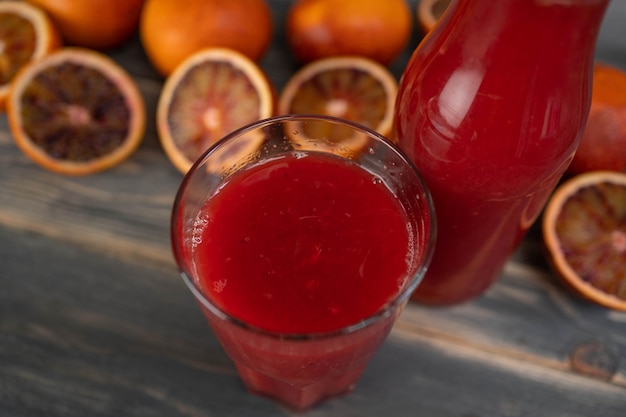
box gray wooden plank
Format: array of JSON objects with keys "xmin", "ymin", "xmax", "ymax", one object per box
[
  {"xmin": 2, "ymin": 227, "xmax": 625, "ymax": 417},
  {"xmin": 0, "ymin": 227, "xmax": 281, "ymax": 417}
]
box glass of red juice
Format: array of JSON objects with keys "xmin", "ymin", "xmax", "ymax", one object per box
[{"xmin": 171, "ymin": 115, "xmax": 435, "ymax": 411}]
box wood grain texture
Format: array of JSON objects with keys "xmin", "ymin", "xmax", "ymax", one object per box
[
  {"xmin": 1, "ymin": 0, "xmax": 626, "ymax": 415},
  {"xmin": 2, "ymin": 227, "xmax": 625, "ymax": 417}
]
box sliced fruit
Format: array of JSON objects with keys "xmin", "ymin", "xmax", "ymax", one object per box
[
  {"xmin": 417, "ymin": 0, "xmax": 451, "ymax": 34},
  {"xmin": 278, "ymin": 56, "xmax": 397, "ymax": 154},
  {"xmin": 7, "ymin": 47, "xmax": 146, "ymax": 175},
  {"xmin": 140, "ymin": 0, "xmax": 273, "ymax": 77},
  {"xmin": 567, "ymin": 63, "xmax": 626, "ymax": 175},
  {"xmin": 157, "ymin": 48, "xmax": 275, "ymax": 174},
  {"xmin": 0, "ymin": 0, "xmax": 61, "ymax": 110},
  {"xmin": 542, "ymin": 171, "xmax": 626, "ymax": 311},
  {"xmin": 26, "ymin": 0, "xmax": 144, "ymax": 50},
  {"xmin": 286, "ymin": 0, "xmax": 412, "ymax": 65}
]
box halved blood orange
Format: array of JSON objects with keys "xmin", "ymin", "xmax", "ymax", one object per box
[
  {"xmin": 417, "ymin": 0, "xmax": 451, "ymax": 34},
  {"xmin": 0, "ymin": 1, "xmax": 61, "ymax": 110},
  {"xmin": 7, "ymin": 47, "xmax": 146, "ymax": 175},
  {"xmin": 542, "ymin": 171, "xmax": 626, "ymax": 311},
  {"xmin": 157, "ymin": 48, "xmax": 275, "ymax": 174},
  {"xmin": 277, "ymin": 56, "xmax": 397, "ymax": 154}
]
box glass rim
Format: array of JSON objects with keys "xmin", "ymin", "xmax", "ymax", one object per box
[{"xmin": 171, "ymin": 114, "xmax": 436, "ymax": 341}]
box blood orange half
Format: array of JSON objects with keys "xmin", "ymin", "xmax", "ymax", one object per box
[
  {"xmin": 543, "ymin": 171, "xmax": 626, "ymax": 311},
  {"xmin": 417, "ymin": 0, "xmax": 451, "ymax": 34},
  {"xmin": 7, "ymin": 47, "xmax": 146, "ymax": 175},
  {"xmin": 0, "ymin": 1, "xmax": 61, "ymax": 110},
  {"xmin": 157, "ymin": 48, "xmax": 275, "ymax": 174},
  {"xmin": 278, "ymin": 56, "xmax": 397, "ymax": 155}
]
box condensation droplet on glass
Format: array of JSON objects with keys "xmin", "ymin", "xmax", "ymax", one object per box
[
  {"xmin": 405, "ymin": 222, "xmax": 416, "ymax": 267},
  {"xmin": 191, "ymin": 235, "xmax": 202, "ymax": 247},
  {"xmin": 192, "ymin": 214, "xmax": 209, "ymax": 248},
  {"xmin": 368, "ymin": 148, "xmax": 375, "ymax": 155},
  {"xmin": 213, "ymin": 279, "xmax": 227, "ymax": 293}
]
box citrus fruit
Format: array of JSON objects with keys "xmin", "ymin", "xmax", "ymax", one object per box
[
  {"xmin": 0, "ymin": 1, "xmax": 61, "ymax": 110},
  {"xmin": 278, "ymin": 56, "xmax": 398, "ymax": 154},
  {"xmin": 417, "ymin": 0, "xmax": 451, "ymax": 34},
  {"xmin": 140, "ymin": 0, "xmax": 273, "ymax": 77},
  {"xmin": 157, "ymin": 48, "xmax": 275, "ymax": 174},
  {"xmin": 26, "ymin": 0, "xmax": 144, "ymax": 50},
  {"xmin": 567, "ymin": 63, "xmax": 626, "ymax": 175},
  {"xmin": 542, "ymin": 171, "xmax": 626, "ymax": 311},
  {"xmin": 7, "ymin": 47, "xmax": 146, "ymax": 176},
  {"xmin": 286, "ymin": 0, "xmax": 412, "ymax": 65}
]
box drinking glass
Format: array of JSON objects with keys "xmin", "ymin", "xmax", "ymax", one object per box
[{"xmin": 171, "ymin": 115, "xmax": 435, "ymax": 411}]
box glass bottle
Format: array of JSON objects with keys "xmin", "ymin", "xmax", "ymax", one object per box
[{"xmin": 395, "ymin": 0, "xmax": 610, "ymax": 305}]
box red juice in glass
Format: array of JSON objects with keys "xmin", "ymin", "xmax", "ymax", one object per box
[
  {"xmin": 395, "ymin": 0, "xmax": 609, "ymax": 305},
  {"xmin": 193, "ymin": 152, "xmax": 413, "ymax": 333},
  {"xmin": 172, "ymin": 115, "xmax": 434, "ymax": 410}
]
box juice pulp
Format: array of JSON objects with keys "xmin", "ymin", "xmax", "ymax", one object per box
[
  {"xmin": 395, "ymin": 0, "xmax": 608, "ymax": 304},
  {"xmin": 189, "ymin": 151, "xmax": 416, "ymax": 334}
]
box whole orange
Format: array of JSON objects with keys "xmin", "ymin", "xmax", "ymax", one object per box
[
  {"xmin": 26, "ymin": 0, "xmax": 144, "ymax": 50},
  {"xmin": 286, "ymin": 0, "xmax": 413, "ymax": 65},
  {"xmin": 568, "ymin": 63, "xmax": 626, "ymax": 175},
  {"xmin": 140, "ymin": 0, "xmax": 273, "ymax": 77}
]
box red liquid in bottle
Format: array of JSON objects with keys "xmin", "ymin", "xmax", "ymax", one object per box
[{"xmin": 395, "ymin": 0, "xmax": 609, "ymax": 305}]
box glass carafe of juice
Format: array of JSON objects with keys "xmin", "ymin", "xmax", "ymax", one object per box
[{"xmin": 395, "ymin": 0, "xmax": 610, "ymax": 305}]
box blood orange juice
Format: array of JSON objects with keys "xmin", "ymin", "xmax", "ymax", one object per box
[
  {"xmin": 172, "ymin": 115, "xmax": 434, "ymax": 410},
  {"xmin": 192, "ymin": 152, "xmax": 414, "ymax": 333},
  {"xmin": 395, "ymin": 0, "xmax": 609, "ymax": 305}
]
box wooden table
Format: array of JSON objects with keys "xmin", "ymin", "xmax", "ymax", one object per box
[{"xmin": 2, "ymin": 1, "xmax": 625, "ymax": 415}]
